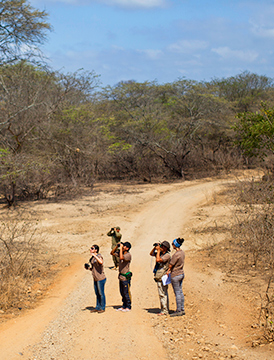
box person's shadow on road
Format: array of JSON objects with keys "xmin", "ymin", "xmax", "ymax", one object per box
[
  {"xmin": 144, "ymin": 307, "xmax": 160, "ymax": 314},
  {"xmin": 82, "ymin": 306, "xmax": 96, "ymax": 311}
]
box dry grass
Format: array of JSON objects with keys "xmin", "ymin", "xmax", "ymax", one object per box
[
  {"xmin": 189, "ymin": 178, "xmax": 274, "ymax": 343},
  {"xmin": 0, "ymin": 213, "xmax": 54, "ymax": 314},
  {"xmin": 230, "ymin": 179, "xmax": 274, "ymax": 341}
]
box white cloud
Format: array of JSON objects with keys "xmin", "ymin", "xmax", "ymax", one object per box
[
  {"xmin": 168, "ymin": 40, "xmax": 208, "ymax": 54},
  {"xmin": 112, "ymin": 45, "xmax": 125, "ymax": 51},
  {"xmin": 103, "ymin": 0, "xmax": 167, "ymax": 8},
  {"xmin": 31, "ymin": 0, "xmax": 167, "ymax": 8},
  {"xmin": 137, "ymin": 49, "xmax": 163, "ymax": 59},
  {"xmin": 212, "ymin": 46, "xmax": 258, "ymax": 62},
  {"xmin": 251, "ymin": 23, "xmax": 274, "ymax": 38}
]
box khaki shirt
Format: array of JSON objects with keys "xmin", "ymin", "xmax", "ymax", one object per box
[
  {"xmin": 153, "ymin": 252, "xmax": 171, "ymax": 281},
  {"xmin": 107, "ymin": 229, "xmax": 122, "ymax": 248}
]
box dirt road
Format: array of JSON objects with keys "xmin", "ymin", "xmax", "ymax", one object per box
[{"xmin": 0, "ymin": 177, "xmax": 273, "ymax": 360}]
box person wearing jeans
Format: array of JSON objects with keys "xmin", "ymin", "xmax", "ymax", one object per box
[
  {"xmin": 94, "ymin": 277, "xmax": 106, "ymax": 312},
  {"xmin": 85, "ymin": 244, "xmax": 106, "ymax": 313},
  {"xmin": 170, "ymin": 273, "xmax": 185, "ymax": 314},
  {"xmin": 166, "ymin": 237, "xmax": 185, "ymax": 317}
]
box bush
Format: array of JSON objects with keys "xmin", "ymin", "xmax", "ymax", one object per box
[
  {"xmin": 231, "ymin": 178, "xmax": 274, "ymax": 341},
  {"xmin": 0, "ymin": 215, "xmax": 51, "ymax": 311}
]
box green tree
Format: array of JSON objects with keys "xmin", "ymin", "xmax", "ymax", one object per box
[
  {"xmin": 98, "ymin": 79, "xmax": 231, "ymax": 179},
  {"xmin": 233, "ymin": 102, "xmax": 274, "ymax": 159},
  {"xmin": 211, "ymin": 71, "xmax": 273, "ymax": 112}
]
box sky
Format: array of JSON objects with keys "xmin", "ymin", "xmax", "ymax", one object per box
[{"xmin": 29, "ymin": 0, "xmax": 274, "ymax": 87}]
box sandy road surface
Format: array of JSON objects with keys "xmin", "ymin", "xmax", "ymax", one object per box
[{"xmin": 0, "ymin": 177, "xmax": 273, "ymax": 360}]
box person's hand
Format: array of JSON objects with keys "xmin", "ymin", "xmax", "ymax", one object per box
[
  {"xmin": 90, "ymin": 248, "xmax": 96, "ymax": 256},
  {"xmin": 155, "ymin": 244, "xmax": 161, "ymax": 251}
]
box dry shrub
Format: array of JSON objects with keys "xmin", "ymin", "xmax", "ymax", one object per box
[
  {"xmin": 0, "ymin": 215, "xmax": 52, "ymax": 311},
  {"xmin": 231, "ymin": 178, "xmax": 274, "ymax": 342}
]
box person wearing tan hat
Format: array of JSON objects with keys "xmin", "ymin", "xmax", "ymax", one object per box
[
  {"xmin": 150, "ymin": 241, "xmax": 171, "ymax": 315},
  {"xmin": 107, "ymin": 226, "xmax": 122, "ymax": 269}
]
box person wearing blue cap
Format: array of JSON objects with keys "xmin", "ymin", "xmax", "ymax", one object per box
[{"xmin": 166, "ymin": 237, "xmax": 185, "ymax": 317}]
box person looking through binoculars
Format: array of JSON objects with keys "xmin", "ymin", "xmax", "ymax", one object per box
[
  {"xmin": 150, "ymin": 241, "xmax": 171, "ymax": 316},
  {"xmin": 111, "ymin": 241, "xmax": 132, "ymax": 312},
  {"xmin": 84, "ymin": 245, "xmax": 106, "ymax": 313},
  {"xmin": 107, "ymin": 226, "xmax": 122, "ymax": 270}
]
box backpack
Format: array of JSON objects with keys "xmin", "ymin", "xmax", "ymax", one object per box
[{"xmin": 154, "ymin": 262, "xmax": 169, "ymax": 282}]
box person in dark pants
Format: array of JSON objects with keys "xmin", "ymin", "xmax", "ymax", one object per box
[
  {"xmin": 111, "ymin": 241, "xmax": 132, "ymax": 312},
  {"xmin": 107, "ymin": 226, "xmax": 122, "ymax": 270},
  {"xmin": 84, "ymin": 244, "xmax": 106, "ymax": 313}
]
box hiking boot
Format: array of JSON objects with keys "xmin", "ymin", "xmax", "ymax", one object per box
[
  {"xmin": 97, "ymin": 309, "xmax": 105, "ymax": 313},
  {"xmin": 170, "ymin": 311, "xmax": 184, "ymax": 317}
]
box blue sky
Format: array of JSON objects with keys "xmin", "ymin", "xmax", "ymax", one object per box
[{"xmin": 30, "ymin": 0, "xmax": 274, "ymax": 87}]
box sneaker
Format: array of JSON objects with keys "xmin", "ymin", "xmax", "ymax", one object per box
[
  {"xmin": 116, "ymin": 307, "xmax": 124, "ymax": 311},
  {"xmin": 158, "ymin": 312, "xmax": 168, "ymax": 316},
  {"xmin": 170, "ymin": 311, "xmax": 184, "ymax": 317},
  {"xmin": 122, "ymin": 308, "xmax": 131, "ymax": 312}
]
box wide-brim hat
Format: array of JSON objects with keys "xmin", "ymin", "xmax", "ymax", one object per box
[{"xmin": 161, "ymin": 241, "xmax": 170, "ymax": 251}]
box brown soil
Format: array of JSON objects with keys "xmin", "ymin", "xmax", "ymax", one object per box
[{"xmin": 0, "ymin": 171, "xmax": 273, "ymax": 360}]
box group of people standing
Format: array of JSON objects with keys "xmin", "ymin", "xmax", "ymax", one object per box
[
  {"xmin": 84, "ymin": 226, "xmax": 185, "ymax": 317},
  {"xmin": 84, "ymin": 226, "xmax": 132, "ymax": 313},
  {"xmin": 150, "ymin": 238, "xmax": 185, "ymax": 317}
]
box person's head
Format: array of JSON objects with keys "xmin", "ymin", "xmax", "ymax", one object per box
[
  {"xmin": 122, "ymin": 241, "xmax": 131, "ymax": 252},
  {"xmin": 90, "ymin": 244, "xmax": 99, "ymax": 254},
  {"xmin": 172, "ymin": 237, "xmax": 184, "ymax": 249},
  {"xmin": 116, "ymin": 226, "xmax": 120, "ymax": 232},
  {"xmin": 160, "ymin": 241, "xmax": 170, "ymax": 253}
]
